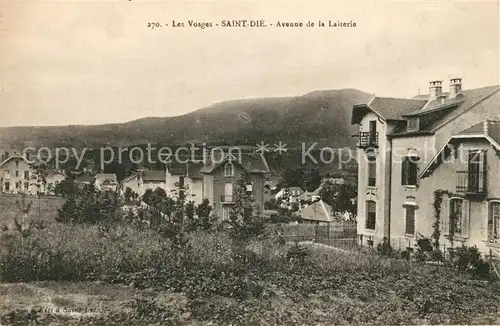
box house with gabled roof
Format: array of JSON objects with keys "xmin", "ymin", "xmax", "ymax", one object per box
[
  {"xmin": 199, "ymin": 152, "xmax": 269, "ymax": 220},
  {"xmin": 0, "ymin": 154, "xmax": 35, "ymax": 194},
  {"xmin": 415, "ymin": 120, "xmax": 500, "ymax": 253},
  {"xmin": 297, "ymin": 200, "xmax": 340, "ymax": 224},
  {"xmin": 351, "ymin": 78, "xmax": 500, "ymax": 251},
  {"xmin": 95, "ymin": 173, "xmax": 118, "ymax": 192}
]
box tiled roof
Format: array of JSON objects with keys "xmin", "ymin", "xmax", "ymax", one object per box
[
  {"xmin": 123, "ymin": 172, "xmax": 139, "ymax": 182},
  {"xmin": 370, "ymin": 97, "xmax": 428, "ymax": 120},
  {"xmin": 458, "ymin": 120, "xmax": 500, "ymax": 145},
  {"xmin": 186, "ymin": 162, "xmax": 204, "ymax": 179},
  {"xmin": 166, "ymin": 161, "xmax": 187, "ymax": 175},
  {"xmin": 199, "ymin": 153, "xmax": 269, "ymax": 174},
  {"xmin": 75, "ymin": 174, "xmax": 95, "ymax": 183},
  {"xmin": 420, "ymin": 120, "xmax": 500, "ymax": 178},
  {"xmin": 488, "ymin": 121, "xmax": 500, "ymax": 145},
  {"xmin": 297, "ymin": 200, "xmax": 339, "ymax": 223},
  {"xmin": 0, "ymin": 154, "xmax": 31, "ymax": 168},
  {"xmin": 142, "ymin": 170, "xmax": 165, "ymax": 182},
  {"xmin": 389, "ymin": 86, "xmax": 500, "ymax": 136},
  {"xmin": 95, "ymin": 173, "xmax": 118, "ymax": 184},
  {"xmin": 351, "ymin": 97, "xmax": 427, "ymax": 125}
]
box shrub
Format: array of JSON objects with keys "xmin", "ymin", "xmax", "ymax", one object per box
[
  {"xmin": 56, "ymin": 184, "xmax": 121, "ymax": 224},
  {"xmin": 376, "ymin": 237, "xmax": 394, "ymax": 257},
  {"xmin": 453, "ymin": 245, "xmax": 490, "ymax": 279},
  {"xmin": 286, "ymin": 242, "xmax": 309, "ymax": 265}
]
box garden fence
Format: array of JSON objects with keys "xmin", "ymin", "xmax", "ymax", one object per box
[{"xmin": 266, "ymin": 221, "xmax": 358, "ymax": 250}]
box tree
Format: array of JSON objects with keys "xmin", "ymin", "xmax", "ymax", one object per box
[
  {"xmin": 227, "ymin": 172, "xmax": 266, "ymax": 241},
  {"xmin": 30, "ymin": 163, "xmax": 50, "ymax": 195},
  {"xmin": 56, "ymin": 183, "xmax": 121, "ymax": 224},
  {"xmin": 280, "ymin": 167, "xmax": 321, "ymax": 192},
  {"xmin": 54, "ymin": 174, "xmax": 76, "ymax": 198},
  {"xmin": 319, "ymin": 181, "xmax": 357, "ymax": 216}
]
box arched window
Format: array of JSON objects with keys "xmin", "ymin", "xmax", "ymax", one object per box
[{"xmin": 224, "ymin": 162, "xmax": 234, "ymax": 177}]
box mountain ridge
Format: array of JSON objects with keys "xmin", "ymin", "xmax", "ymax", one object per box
[{"xmin": 0, "ymin": 88, "xmax": 371, "ymax": 150}]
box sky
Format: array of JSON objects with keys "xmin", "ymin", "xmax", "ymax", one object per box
[{"xmin": 1, "ymin": 0, "xmax": 499, "ymax": 127}]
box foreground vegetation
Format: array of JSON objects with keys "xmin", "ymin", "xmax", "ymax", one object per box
[
  {"xmin": 1, "ymin": 223, "xmax": 499, "ymax": 325},
  {"xmin": 1, "ymin": 177, "xmax": 499, "ymax": 325}
]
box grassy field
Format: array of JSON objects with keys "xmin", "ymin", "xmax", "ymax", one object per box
[
  {"xmin": 1, "ymin": 223, "xmax": 499, "ymax": 325},
  {"xmin": 0, "ymin": 194, "xmax": 64, "ymax": 226}
]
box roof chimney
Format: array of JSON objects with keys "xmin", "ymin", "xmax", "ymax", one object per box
[
  {"xmin": 449, "ymin": 78, "xmax": 462, "ymax": 98},
  {"xmin": 429, "ymin": 80, "xmax": 442, "ymax": 100}
]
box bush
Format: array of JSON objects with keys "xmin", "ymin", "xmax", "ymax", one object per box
[
  {"xmin": 453, "ymin": 245, "xmax": 490, "ymax": 279},
  {"xmin": 56, "ymin": 184, "xmax": 121, "ymax": 224},
  {"xmin": 376, "ymin": 237, "xmax": 394, "ymax": 257}
]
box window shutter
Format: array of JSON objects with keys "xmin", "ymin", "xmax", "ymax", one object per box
[
  {"xmin": 462, "ymin": 199, "xmax": 470, "ymax": 237},
  {"xmin": 442, "ymin": 196, "xmax": 449, "ymax": 234},
  {"xmin": 480, "ymin": 150, "xmax": 487, "ymax": 191},
  {"xmin": 482, "ymin": 202, "xmax": 489, "ymax": 241},
  {"xmin": 401, "ymin": 159, "xmax": 408, "ymax": 185}
]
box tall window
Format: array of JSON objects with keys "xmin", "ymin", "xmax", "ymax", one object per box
[
  {"xmin": 222, "ymin": 206, "xmax": 230, "ymax": 221},
  {"xmin": 405, "ymin": 205, "xmax": 416, "ymax": 235},
  {"xmin": 489, "ymin": 201, "xmax": 500, "ymax": 243},
  {"xmin": 401, "ymin": 156, "xmax": 418, "ymax": 186},
  {"xmin": 24, "ymin": 171, "xmax": 30, "ymax": 180},
  {"xmin": 369, "ymin": 120, "xmax": 377, "ymax": 144},
  {"xmin": 366, "ymin": 200, "xmax": 376, "ymax": 230},
  {"xmin": 367, "ymin": 159, "xmax": 376, "ymax": 187},
  {"xmin": 15, "ymin": 170, "xmax": 19, "ymax": 177},
  {"xmin": 224, "ymin": 181, "xmax": 233, "ymax": 201},
  {"xmin": 467, "ymin": 150, "xmax": 486, "ymax": 192},
  {"xmin": 450, "ymin": 198, "xmax": 464, "ymax": 235},
  {"xmin": 5, "ymin": 182, "xmax": 10, "ymax": 191},
  {"xmin": 224, "ymin": 162, "xmax": 234, "ymax": 177}
]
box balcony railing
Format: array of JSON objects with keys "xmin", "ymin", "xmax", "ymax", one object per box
[
  {"xmin": 221, "ymin": 194, "xmax": 234, "ymax": 202},
  {"xmin": 358, "ymin": 132, "xmax": 378, "ymax": 148},
  {"xmin": 456, "ymin": 170, "xmax": 487, "ymax": 197}
]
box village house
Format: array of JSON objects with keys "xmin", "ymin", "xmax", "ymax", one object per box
[
  {"xmin": 0, "ymin": 154, "xmax": 35, "ymax": 194},
  {"xmin": 0, "ymin": 154, "xmax": 67, "ymax": 195},
  {"xmin": 417, "ymin": 120, "xmax": 500, "ymax": 253},
  {"xmin": 199, "ymin": 153, "xmax": 269, "ymax": 220},
  {"xmin": 351, "ymin": 78, "xmax": 500, "ymax": 253},
  {"xmin": 44, "ymin": 171, "xmax": 66, "ymax": 195},
  {"xmin": 122, "ymin": 171, "xmax": 143, "ymax": 195},
  {"xmin": 297, "ymin": 200, "xmax": 339, "ymax": 224},
  {"xmin": 141, "ymin": 170, "xmax": 167, "ymax": 194},
  {"xmin": 94, "ymin": 173, "xmax": 119, "ymax": 192}
]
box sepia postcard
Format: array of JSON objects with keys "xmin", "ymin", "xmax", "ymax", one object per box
[{"xmin": 1, "ymin": 0, "xmax": 500, "ymax": 325}]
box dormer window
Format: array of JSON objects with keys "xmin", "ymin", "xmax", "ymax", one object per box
[
  {"xmin": 224, "ymin": 162, "xmax": 234, "ymax": 177},
  {"xmin": 407, "ymin": 117, "xmax": 420, "ymax": 131}
]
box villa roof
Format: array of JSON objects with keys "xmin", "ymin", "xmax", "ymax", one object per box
[
  {"xmin": 199, "ymin": 153, "xmax": 269, "ymax": 174},
  {"xmin": 420, "ymin": 120, "xmax": 500, "ymax": 178},
  {"xmin": 351, "ymin": 85, "xmax": 500, "ymax": 138},
  {"xmin": 95, "ymin": 173, "xmax": 118, "ymax": 184},
  {"xmin": 0, "ymin": 155, "xmax": 32, "ymax": 168},
  {"xmin": 389, "ymin": 85, "xmax": 500, "ymax": 136},
  {"xmin": 297, "ymin": 200, "xmax": 340, "ymax": 223},
  {"xmin": 351, "ymin": 97, "xmax": 427, "ymax": 124},
  {"xmin": 142, "ymin": 170, "xmax": 165, "ymax": 182}
]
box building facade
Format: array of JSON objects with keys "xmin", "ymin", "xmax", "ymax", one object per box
[
  {"xmin": 352, "ymin": 78, "xmax": 500, "ymax": 253},
  {"xmin": 199, "ymin": 153, "xmax": 269, "ymax": 220}
]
